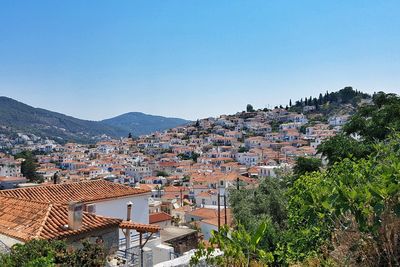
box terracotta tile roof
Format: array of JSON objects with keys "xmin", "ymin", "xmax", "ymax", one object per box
[
  {"xmin": 0, "ymin": 196, "xmax": 121, "ymax": 242},
  {"xmin": 119, "ymin": 221, "xmax": 160, "ymax": 233},
  {"xmin": 164, "ymin": 185, "xmax": 189, "ymax": 193},
  {"xmin": 149, "ymin": 212, "xmax": 172, "ymax": 224},
  {"xmin": 0, "ymin": 176, "xmax": 27, "ymax": 182},
  {"xmin": 187, "ymin": 208, "xmax": 220, "ymax": 219},
  {"xmin": 200, "ymin": 209, "xmax": 233, "ymax": 227},
  {"xmin": 0, "ymin": 180, "xmax": 150, "ymax": 204}
]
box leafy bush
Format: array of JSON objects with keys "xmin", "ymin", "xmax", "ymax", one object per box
[{"xmin": 0, "ymin": 239, "xmax": 107, "ymax": 267}]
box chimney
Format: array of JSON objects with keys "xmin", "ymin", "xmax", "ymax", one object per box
[
  {"xmin": 127, "ymin": 201, "xmax": 133, "ymax": 221},
  {"xmin": 68, "ymin": 201, "xmax": 83, "ymax": 230},
  {"xmin": 126, "ymin": 201, "xmax": 133, "ymax": 251}
]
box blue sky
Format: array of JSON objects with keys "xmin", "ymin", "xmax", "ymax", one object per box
[{"xmin": 0, "ymin": 0, "xmax": 399, "ymax": 120}]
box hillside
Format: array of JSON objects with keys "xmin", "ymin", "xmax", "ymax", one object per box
[
  {"xmin": 288, "ymin": 87, "xmax": 372, "ymax": 121},
  {"xmin": 102, "ymin": 112, "xmax": 190, "ymax": 137},
  {"xmin": 0, "ymin": 97, "xmax": 124, "ymax": 143},
  {"xmin": 0, "ymin": 97, "xmax": 189, "ymax": 143}
]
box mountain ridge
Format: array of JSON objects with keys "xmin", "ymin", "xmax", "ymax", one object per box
[
  {"xmin": 101, "ymin": 112, "xmax": 190, "ymax": 136},
  {"xmin": 0, "ymin": 96, "xmax": 189, "ymax": 143}
]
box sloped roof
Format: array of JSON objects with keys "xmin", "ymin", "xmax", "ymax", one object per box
[
  {"xmin": 187, "ymin": 208, "xmax": 232, "ymax": 221},
  {"xmin": 0, "ymin": 180, "xmax": 149, "ymax": 204},
  {"xmin": 0, "ymin": 196, "xmax": 121, "ymax": 242},
  {"xmin": 149, "ymin": 212, "xmax": 172, "ymax": 224},
  {"xmin": 119, "ymin": 221, "xmax": 160, "ymax": 233}
]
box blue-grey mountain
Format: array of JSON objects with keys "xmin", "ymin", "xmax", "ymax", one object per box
[
  {"xmin": 102, "ymin": 112, "xmax": 190, "ymax": 137},
  {"xmin": 0, "ymin": 97, "xmax": 189, "ymax": 143}
]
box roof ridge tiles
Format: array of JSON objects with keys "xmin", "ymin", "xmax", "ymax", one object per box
[{"xmin": 34, "ymin": 203, "xmax": 53, "ymax": 239}]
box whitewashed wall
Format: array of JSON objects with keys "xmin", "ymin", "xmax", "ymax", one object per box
[{"xmin": 94, "ymin": 193, "xmax": 150, "ymax": 224}]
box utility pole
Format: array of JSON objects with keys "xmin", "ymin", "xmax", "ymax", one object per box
[
  {"xmin": 236, "ymin": 177, "xmax": 240, "ymax": 190},
  {"xmin": 180, "ymin": 189, "xmax": 183, "ymax": 207},
  {"xmin": 223, "ymin": 194, "xmax": 227, "ymax": 225},
  {"xmin": 140, "ymin": 232, "xmax": 143, "ymax": 267},
  {"xmin": 217, "ymin": 192, "xmax": 221, "ymax": 231}
]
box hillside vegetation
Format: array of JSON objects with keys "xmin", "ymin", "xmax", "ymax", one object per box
[
  {"xmin": 0, "ymin": 97, "xmax": 189, "ymax": 143},
  {"xmin": 101, "ymin": 112, "xmax": 189, "ymax": 137},
  {"xmin": 192, "ymin": 91, "xmax": 400, "ymax": 266}
]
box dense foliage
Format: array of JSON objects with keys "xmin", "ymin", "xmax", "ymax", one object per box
[
  {"xmin": 0, "ymin": 239, "xmax": 107, "ymax": 267},
  {"xmin": 192, "ymin": 92, "xmax": 400, "ymax": 266},
  {"xmin": 286, "ymin": 136, "xmax": 400, "ymax": 265},
  {"xmin": 292, "ymin": 157, "xmax": 322, "ymax": 177},
  {"xmin": 14, "ymin": 150, "xmax": 43, "ymax": 183},
  {"xmin": 289, "ymin": 87, "xmax": 370, "ymax": 116},
  {"xmin": 319, "ymin": 91, "xmax": 400, "ymax": 165},
  {"xmin": 191, "ymin": 223, "xmax": 274, "ymax": 266}
]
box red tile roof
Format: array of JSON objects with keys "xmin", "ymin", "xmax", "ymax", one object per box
[
  {"xmin": 149, "ymin": 212, "xmax": 173, "ymax": 224},
  {"xmin": 0, "ymin": 180, "xmax": 149, "ymax": 204},
  {"xmin": 0, "ymin": 196, "xmax": 121, "ymax": 242},
  {"xmin": 119, "ymin": 221, "xmax": 160, "ymax": 233},
  {"xmin": 187, "ymin": 208, "xmax": 221, "ymax": 219}
]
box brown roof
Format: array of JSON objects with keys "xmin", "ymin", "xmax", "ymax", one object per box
[
  {"xmin": 200, "ymin": 209, "xmax": 233, "ymax": 227},
  {"xmin": 0, "ymin": 196, "xmax": 121, "ymax": 242},
  {"xmin": 0, "ymin": 176, "xmax": 27, "ymax": 182},
  {"xmin": 0, "ymin": 180, "xmax": 149, "ymax": 204},
  {"xmin": 119, "ymin": 221, "xmax": 160, "ymax": 233},
  {"xmin": 149, "ymin": 212, "xmax": 173, "ymax": 224}
]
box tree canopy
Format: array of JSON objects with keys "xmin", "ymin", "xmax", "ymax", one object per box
[
  {"xmin": 193, "ymin": 135, "xmax": 400, "ymax": 266},
  {"xmin": 246, "ymin": 104, "xmax": 255, "ymax": 112},
  {"xmin": 14, "ymin": 150, "xmax": 43, "ymax": 183}
]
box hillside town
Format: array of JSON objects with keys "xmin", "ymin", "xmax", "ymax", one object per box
[{"xmin": 0, "ymin": 106, "xmax": 352, "ymax": 266}]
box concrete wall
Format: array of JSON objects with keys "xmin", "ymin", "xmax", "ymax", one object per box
[
  {"xmin": 0, "ymin": 234, "xmax": 22, "ymax": 249},
  {"xmin": 94, "ymin": 194, "xmax": 150, "ymax": 223},
  {"xmin": 92, "ymin": 193, "xmax": 150, "ymax": 239},
  {"xmin": 65, "ymin": 227, "xmax": 120, "ymax": 254}
]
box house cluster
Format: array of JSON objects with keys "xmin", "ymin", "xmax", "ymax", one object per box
[
  {"xmin": 0, "ymin": 108, "xmax": 346, "ymax": 266},
  {"xmin": 0, "ymin": 132, "xmax": 57, "ymax": 153}
]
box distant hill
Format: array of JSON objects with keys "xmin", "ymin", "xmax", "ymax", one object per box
[
  {"xmin": 0, "ymin": 97, "xmax": 124, "ymax": 143},
  {"xmin": 288, "ymin": 87, "xmax": 372, "ymax": 119},
  {"xmin": 102, "ymin": 112, "xmax": 190, "ymax": 137},
  {"xmin": 0, "ymin": 97, "xmax": 189, "ymax": 143}
]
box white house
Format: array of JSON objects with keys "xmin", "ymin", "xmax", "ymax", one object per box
[
  {"xmin": 0, "ymin": 180, "xmax": 178, "ymax": 266},
  {"xmin": 0, "ymin": 180, "xmax": 151, "ymax": 236},
  {"xmin": 236, "ymin": 152, "xmax": 259, "ymax": 166},
  {"xmin": 0, "ymin": 157, "xmax": 21, "ymax": 177},
  {"xmin": 328, "ymin": 115, "xmax": 350, "ymax": 127}
]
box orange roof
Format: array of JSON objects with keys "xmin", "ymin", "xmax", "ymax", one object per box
[
  {"xmin": 0, "ymin": 180, "xmax": 150, "ymax": 204},
  {"xmin": 119, "ymin": 221, "xmax": 160, "ymax": 233},
  {"xmin": 200, "ymin": 210, "xmax": 233, "ymax": 227},
  {"xmin": 164, "ymin": 185, "xmax": 189, "ymax": 193},
  {"xmin": 149, "ymin": 212, "xmax": 173, "ymax": 224},
  {"xmin": 0, "ymin": 176, "xmax": 27, "ymax": 182},
  {"xmin": 187, "ymin": 208, "xmax": 221, "ymax": 219},
  {"xmin": 0, "ymin": 196, "xmax": 121, "ymax": 242}
]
